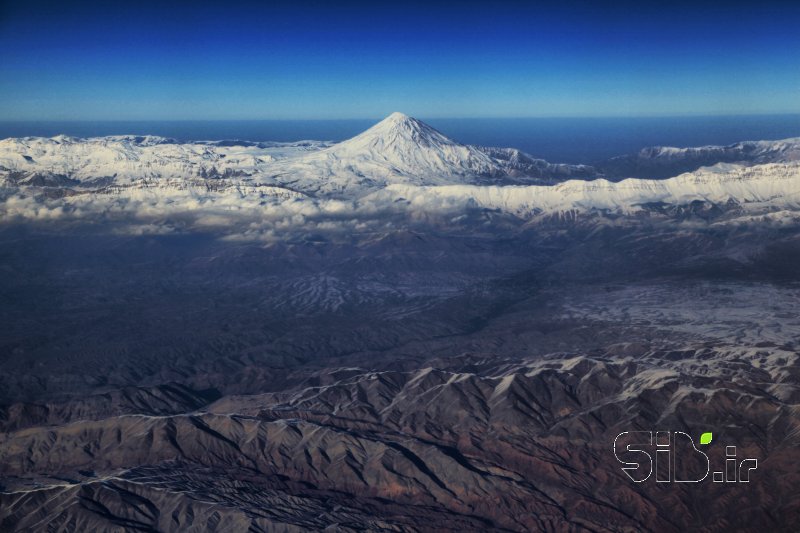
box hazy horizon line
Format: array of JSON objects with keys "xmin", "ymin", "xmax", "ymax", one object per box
[{"xmin": 2, "ymin": 112, "xmax": 800, "ymax": 123}]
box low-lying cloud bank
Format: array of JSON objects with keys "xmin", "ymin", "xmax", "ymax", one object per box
[{"xmin": 0, "ymin": 183, "xmax": 486, "ymax": 241}]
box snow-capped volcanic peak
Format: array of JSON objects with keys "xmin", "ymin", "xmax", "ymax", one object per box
[
  {"xmin": 351, "ymin": 112, "xmax": 459, "ymax": 151},
  {"xmin": 294, "ymin": 112, "xmax": 504, "ymax": 186}
]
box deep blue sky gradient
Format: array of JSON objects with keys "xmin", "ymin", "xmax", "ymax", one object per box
[{"xmin": 1, "ymin": 0, "xmax": 798, "ymax": 119}]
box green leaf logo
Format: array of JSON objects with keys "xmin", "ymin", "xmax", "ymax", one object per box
[{"xmin": 700, "ymin": 432, "xmax": 713, "ymax": 445}]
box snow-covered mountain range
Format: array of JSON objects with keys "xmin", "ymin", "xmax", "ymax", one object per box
[
  {"xmin": 0, "ymin": 113, "xmax": 596, "ymax": 195},
  {"xmin": 1, "ymin": 112, "xmax": 799, "ymax": 230},
  {"xmin": 600, "ymin": 137, "xmax": 800, "ymax": 179}
]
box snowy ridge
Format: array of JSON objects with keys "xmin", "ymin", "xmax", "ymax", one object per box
[
  {"xmin": 633, "ymin": 138, "xmax": 800, "ymax": 162},
  {"xmin": 370, "ymin": 162, "xmax": 800, "ymax": 215},
  {"xmin": 0, "ymin": 135, "xmax": 330, "ymax": 186},
  {"xmin": 602, "ymin": 137, "xmax": 800, "ymax": 179},
  {"xmin": 477, "ymin": 146, "xmax": 596, "ymax": 181}
]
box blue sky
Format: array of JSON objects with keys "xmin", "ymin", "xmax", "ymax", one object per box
[{"xmin": 0, "ymin": 0, "xmax": 798, "ymax": 120}]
